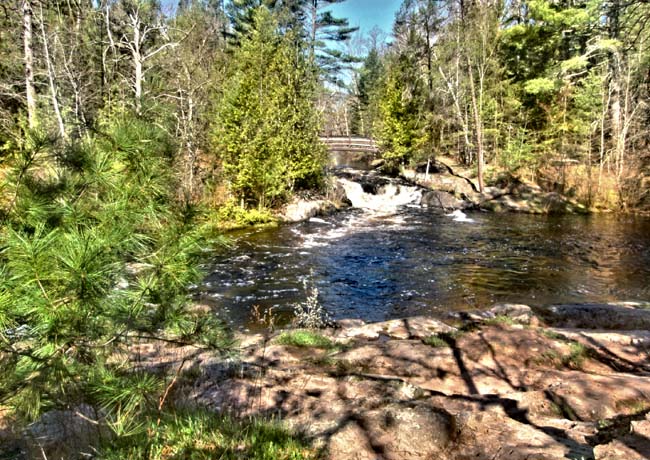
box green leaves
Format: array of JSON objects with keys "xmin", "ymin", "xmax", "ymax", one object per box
[{"xmin": 524, "ymin": 78, "xmax": 556, "ymax": 95}]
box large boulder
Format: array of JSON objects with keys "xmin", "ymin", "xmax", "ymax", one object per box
[
  {"xmin": 421, "ymin": 190, "xmax": 468, "ymax": 210},
  {"xmin": 403, "ymin": 168, "xmax": 477, "ymax": 197},
  {"xmin": 535, "ymin": 302, "xmax": 650, "ymax": 330},
  {"xmin": 281, "ymin": 199, "xmax": 337, "ymax": 223}
]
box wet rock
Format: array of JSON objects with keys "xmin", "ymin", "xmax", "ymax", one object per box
[
  {"xmin": 479, "ymin": 190, "xmax": 588, "ymax": 214},
  {"xmin": 402, "ymin": 167, "xmax": 477, "ymax": 197},
  {"xmin": 536, "ymin": 303, "xmax": 650, "ymax": 330},
  {"xmin": 488, "ymin": 303, "xmax": 535, "ymax": 323},
  {"xmin": 420, "ymin": 190, "xmax": 468, "ymax": 210},
  {"xmin": 455, "ymin": 303, "xmax": 536, "ymax": 325}
]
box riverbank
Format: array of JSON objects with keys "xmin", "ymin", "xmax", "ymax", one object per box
[
  {"xmin": 3, "ymin": 303, "xmax": 650, "ymax": 459},
  {"xmin": 214, "ymin": 303, "xmax": 650, "ymax": 459},
  {"xmin": 277, "ymin": 156, "xmax": 591, "ymax": 226},
  {"xmin": 189, "ymin": 302, "xmax": 650, "ymax": 460}
]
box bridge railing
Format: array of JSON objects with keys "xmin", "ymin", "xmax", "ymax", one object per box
[{"xmin": 319, "ymin": 136, "xmax": 379, "ymax": 153}]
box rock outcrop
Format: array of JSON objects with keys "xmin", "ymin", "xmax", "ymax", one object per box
[
  {"xmin": 188, "ymin": 304, "xmax": 650, "ymax": 460},
  {"xmin": 536, "ymin": 302, "xmax": 650, "ymax": 330},
  {"xmin": 404, "ymin": 160, "xmax": 589, "ymax": 214}
]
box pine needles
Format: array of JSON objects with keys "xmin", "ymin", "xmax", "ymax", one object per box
[{"xmin": 0, "ymin": 113, "xmax": 231, "ymax": 442}]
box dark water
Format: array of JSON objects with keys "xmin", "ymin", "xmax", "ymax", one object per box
[{"xmin": 197, "ymin": 208, "xmax": 650, "ymax": 330}]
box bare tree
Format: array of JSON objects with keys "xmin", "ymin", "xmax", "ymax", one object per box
[
  {"xmin": 37, "ymin": 3, "xmax": 66, "ymax": 139},
  {"xmin": 22, "ymin": 0, "xmax": 37, "ymax": 128}
]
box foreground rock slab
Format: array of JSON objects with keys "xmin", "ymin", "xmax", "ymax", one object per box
[{"xmin": 190, "ymin": 316, "xmax": 650, "ymax": 460}]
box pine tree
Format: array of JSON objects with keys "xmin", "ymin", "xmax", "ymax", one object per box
[
  {"xmin": 303, "ymin": 0, "xmax": 359, "ymax": 84},
  {"xmin": 0, "ymin": 113, "xmax": 229, "ymax": 433}
]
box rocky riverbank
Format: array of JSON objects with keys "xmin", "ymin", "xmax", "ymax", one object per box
[
  {"xmin": 403, "ymin": 157, "xmax": 589, "ymax": 214},
  {"xmin": 188, "ymin": 302, "xmax": 650, "ymax": 460},
  {"xmin": 4, "ymin": 302, "xmax": 650, "ymax": 459},
  {"xmin": 279, "ymin": 156, "xmax": 589, "ymax": 223}
]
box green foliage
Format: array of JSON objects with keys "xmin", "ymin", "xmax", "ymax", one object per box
[
  {"xmin": 375, "ymin": 54, "xmax": 426, "ymax": 169},
  {"xmin": 0, "ymin": 114, "xmax": 230, "ymax": 435},
  {"xmin": 213, "ymin": 7, "xmax": 325, "ymax": 209},
  {"xmin": 99, "ymin": 409, "xmax": 318, "ymax": 460},
  {"xmin": 215, "ymin": 199, "xmax": 277, "ymax": 228},
  {"xmin": 524, "ymin": 78, "xmax": 556, "ymax": 95},
  {"xmin": 275, "ymin": 330, "xmax": 335, "ymax": 349},
  {"xmin": 500, "ymin": 127, "xmax": 538, "ymax": 173},
  {"xmin": 352, "ymin": 48, "xmax": 385, "ymax": 136},
  {"xmin": 561, "ymin": 342, "xmax": 590, "ymax": 369},
  {"xmin": 422, "ymin": 330, "xmax": 464, "ymax": 348},
  {"xmin": 536, "ymin": 341, "xmax": 592, "ymax": 370},
  {"xmin": 483, "ymin": 315, "xmax": 516, "ymax": 326}
]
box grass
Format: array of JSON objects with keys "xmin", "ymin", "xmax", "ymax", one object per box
[
  {"xmin": 535, "ymin": 342, "xmax": 592, "ymax": 370},
  {"xmin": 483, "ymin": 315, "xmax": 516, "ymax": 326},
  {"xmin": 423, "ymin": 334, "xmax": 449, "ymax": 348},
  {"xmin": 541, "ymin": 329, "xmax": 568, "ymax": 341},
  {"xmin": 422, "ymin": 331, "xmax": 463, "ymax": 348},
  {"xmin": 615, "ymin": 398, "xmax": 650, "ymax": 414},
  {"xmin": 99, "ymin": 409, "xmax": 319, "ymax": 460},
  {"xmin": 275, "ymin": 330, "xmax": 335, "ymax": 349},
  {"xmin": 561, "ymin": 342, "xmax": 589, "ymax": 369}
]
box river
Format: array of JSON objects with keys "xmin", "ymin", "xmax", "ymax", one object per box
[{"xmin": 197, "ymin": 204, "xmax": 650, "ymax": 331}]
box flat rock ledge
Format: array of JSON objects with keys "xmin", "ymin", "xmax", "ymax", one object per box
[
  {"xmin": 5, "ymin": 302, "xmax": 650, "ymax": 460},
  {"xmin": 188, "ymin": 302, "xmax": 650, "ymax": 460},
  {"xmin": 403, "ymin": 163, "xmax": 589, "ymax": 214}
]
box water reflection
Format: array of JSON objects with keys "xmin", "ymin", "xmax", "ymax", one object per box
[{"xmin": 198, "ymin": 210, "xmax": 650, "ymax": 330}]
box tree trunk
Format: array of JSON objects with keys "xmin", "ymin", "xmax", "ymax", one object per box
[
  {"xmin": 468, "ymin": 57, "xmax": 485, "ymax": 193},
  {"xmin": 38, "ymin": 4, "xmax": 66, "ymax": 140},
  {"xmin": 23, "ymin": 0, "xmax": 37, "ymax": 128},
  {"xmin": 133, "ymin": 19, "xmax": 143, "ymax": 115}
]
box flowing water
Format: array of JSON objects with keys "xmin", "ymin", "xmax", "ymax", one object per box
[{"xmin": 197, "ymin": 161, "xmax": 650, "ymax": 330}]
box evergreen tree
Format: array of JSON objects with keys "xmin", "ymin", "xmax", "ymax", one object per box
[
  {"xmin": 351, "ymin": 47, "xmax": 384, "ymax": 136},
  {"xmin": 0, "ymin": 113, "xmax": 229, "ymax": 433},
  {"xmin": 375, "ymin": 51, "xmax": 426, "ymax": 170},
  {"xmin": 303, "ymin": 0, "xmax": 359, "ymax": 84},
  {"xmin": 213, "ymin": 6, "xmax": 325, "ymax": 209}
]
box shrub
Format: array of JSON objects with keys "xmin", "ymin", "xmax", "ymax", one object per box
[
  {"xmin": 292, "ymin": 277, "xmax": 333, "ymax": 329},
  {"xmin": 215, "ymin": 199, "xmax": 277, "ymax": 228}
]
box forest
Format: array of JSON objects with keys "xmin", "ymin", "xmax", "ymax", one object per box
[{"xmin": 0, "ymin": 0, "xmax": 649, "ymax": 458}]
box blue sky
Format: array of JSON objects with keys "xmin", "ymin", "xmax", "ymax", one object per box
[
  {"xmin": 161, "ymin": 1, "xmax": 402, "ymax": 38},
  {"xmin": 328, "ymin": 0, "xmax": 402, "ymax": 37}
]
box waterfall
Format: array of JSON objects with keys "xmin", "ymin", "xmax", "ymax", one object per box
[{"xmin": 337, "ymin": 177, "xmax": 423, "ymax": 212}]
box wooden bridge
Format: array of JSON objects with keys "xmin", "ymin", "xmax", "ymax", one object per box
[{"xmin": 319, "ymin": 136, "xmax": 379, "ymax": 153}]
